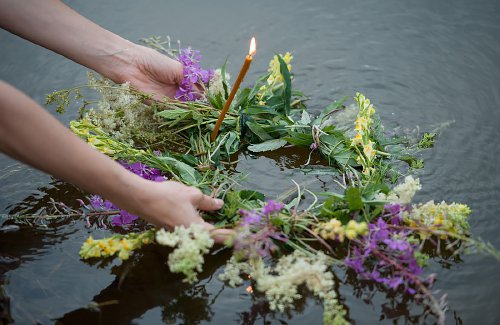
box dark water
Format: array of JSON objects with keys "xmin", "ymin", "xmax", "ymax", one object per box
[{"xmin": 1, "ymin": 0, "xmax": 500, "ymax": 324}]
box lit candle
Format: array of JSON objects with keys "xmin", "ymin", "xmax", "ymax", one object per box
[{"xmin": 211, "ymin": 37, "xmax": 257, "ymax": 142}]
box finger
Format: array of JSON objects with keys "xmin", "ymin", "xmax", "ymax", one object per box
[
  {"xmin": 196, "ymin": 194, "xmax": 224, "ymax": 211},
  {"xmin": 202, "ymin": 222, "xmax": 235, "ymax": 244},
  {"xmin": 210, "ymin": 229, "xmax": 236, "ymax": 245}
]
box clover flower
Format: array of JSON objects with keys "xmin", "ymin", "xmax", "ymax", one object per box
[{"xmin": 175, "ymin": 48, "xmax": 214, "ymax": 101}]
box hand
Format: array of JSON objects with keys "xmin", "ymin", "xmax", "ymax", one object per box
[
  {"xmin": 110, "ymin": 44, "xmax": 184, "ymax": 100},
  {"xmin": 128, "ymin": 179, "xmax": 234, "ymax": 243}
]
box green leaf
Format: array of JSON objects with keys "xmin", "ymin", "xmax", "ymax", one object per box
[
  {"xmin": 323, "ymin": 96, "xmax": 348, "ymax": 113},
  {"xmin": 299, "ymin": 110, "xmax": 311, "ymax": 125},
  {"xmin": 156, "ymin": 109, "xmax": 191, "ymax": 120},
  {"xmin": 319, "ymin": 134, "xmax": 357, "ymax": 167},
  {"xmin": 246, "ymin": 121, "xmax": 273, "ymax": 141},
  {"xmin": 221, "ymin": 57, "xmax": 230, "ymax": 99},
  {"xmin": 238, "ymin": 190, "xmax": 265, "ymax": 201},
  {"xmin": 158, "ymin": 156, "xmax": 200, "ymax": 185},
  {"xmin": 234, "ymin": 88, "xmax": 251, "ymax": 111},
  {"xmin": 283, "ymin": 132, "xmax": 313, "ymax": 147},
  {"xmin": 277, "ymin": 54, "xmax": 292, "ymax": 115},
  {"xmin": 320, "ymin": 196, "xmax": 350, "ymax": 224},
  {"xmin": 248, "ymin": 139, "xmax": 287, "ymax": 152},
  {"xmin": 345, "ymin": 187, "xmax": 363, "ymax": 211},
  {"xmin": 224, "ymin": 131, "xmax": 239, "ymax": 156}
]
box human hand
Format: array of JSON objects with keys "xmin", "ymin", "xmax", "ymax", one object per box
[
  {"xmin": 127, "ymin": 179, "xmax": 234, "ymax": 243},
  {"xmin": 108, "ymin": 44, "xmax": 184, "ymax": 100}
]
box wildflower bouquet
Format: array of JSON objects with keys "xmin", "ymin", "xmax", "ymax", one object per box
[{"xmin": 43, "ymin": 36, "xmax": 499, "ymax": 324}]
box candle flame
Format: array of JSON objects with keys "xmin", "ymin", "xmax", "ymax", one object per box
[{"xmin": 249, "ymin": 37, "xmax": 256, "ymax": 56}]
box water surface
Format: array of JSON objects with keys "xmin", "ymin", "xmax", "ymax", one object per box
[{"xmin": 1, "ymin": 0, "xmax": 500, "ymax": 324}]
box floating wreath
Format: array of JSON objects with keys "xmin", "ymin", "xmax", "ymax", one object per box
[{"xmin": 41, "ymin": 36, "xmax": 500, "ymax": 325}]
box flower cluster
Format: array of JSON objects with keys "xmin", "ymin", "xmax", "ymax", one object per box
[
  {"xmin": 378, "ymin": 176, "xmax": 422, "ymax": 205},
  {"xmin": 79, "ymin": 230, "xmax": 154, "ymax": 260},
  {"xmin": 176, "ymin": 48, "xmax": 214, "ymax": 101},
  {"xmin": 156, "ymin": 224, "xmax": 214, "ymax": 284},
  {"xmin": 350, "ymin": 92, "xmax": 378, "ymax": 175},
  {"xmin": 85, "ymin": 73, "xmax": 164, "ymax": 146},
  {"xmin": 315, "ymin": 218, "xmax": 368, "ymax": 242},
  {"xmin": 233, "ymin": 200, "xmax": 288, "ymax": 258},
  {"xmin": 256, "ymin": 52, "xmax": 293, "ymax": 106},
  {"xmin": 405, "ymin": 200, "xmax": 471, "ymax": 236},
  {"xmin": 87, "ymin": 161, "xmax": 166, "ymax": 227},
  {"xmin": 345, "ymin": 217, "xmax": 428, "ymax": 294},
  {"xmin": 219, "ymin": 251, "xmax": 349, "ymax": 324}
]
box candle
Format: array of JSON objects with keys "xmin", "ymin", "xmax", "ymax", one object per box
[{"xmin": 211, "ymin": 37, "xmax": 257, "ymax": 142}]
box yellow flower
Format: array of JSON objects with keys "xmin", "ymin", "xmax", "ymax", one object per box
[
  {"xmin": 351, "ymin": 133, "xmax": 363, "ymax": 146},
  {"xmin": 355, "ymin": 117, "xmax": 368, "ymax": 131},
  {"xmin": 363, "ymin": 141, "xmax": 376, "ymax": 160},
  {"xmin": 345, "ymin": 229, "xmax": 357, "ymax": 240}
]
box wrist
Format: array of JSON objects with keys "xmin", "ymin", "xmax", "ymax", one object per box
[{"xmin": 92, "ymin": 38, "xmax": 139, "ymax": 84}]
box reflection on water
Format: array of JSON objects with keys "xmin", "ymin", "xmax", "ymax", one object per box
[{"xmin": 2, "ymin": 0, "xmax": 500, "ymax": 323}]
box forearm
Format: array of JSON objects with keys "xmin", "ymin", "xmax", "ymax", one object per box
[
  {"xmin": 0, "ymin": 0, "xmax": 133, "ymax": 83},
  {"xmin": 0, "ymin": 81, "xmax": 144, "ymax": 210}
]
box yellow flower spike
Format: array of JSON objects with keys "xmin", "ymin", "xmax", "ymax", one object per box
[{"xmin": 368, "ymin": 105, "xmax": 375, "ymax": 116}]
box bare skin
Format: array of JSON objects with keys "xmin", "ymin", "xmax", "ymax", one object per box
[{"xmin": 0, "ymin": 1, "xmax": 233, "ymax": 241}]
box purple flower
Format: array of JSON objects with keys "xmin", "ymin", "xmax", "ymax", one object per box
[
  {"xmin": 85, "ymin": 161, "xmax": 166, "ymax": 227},
  {"xmin": 112, "ymin": 210, "xmax": 139, "ymax": 227},
  {"xmin": 234, "ymin": 200, "xmax": 287, "ymax": 258},
  {"xmin": 239, "ymin": 209, "xmax": 261, "ymax": 226},
  {"xmin": 262, "ymin": 200, "xmax": 285, "ymax": 216},
  {"xmin": 345, "ymin": 217, "xmax": 427, "ymax": 295},
  {"xmin": 175, "ymin": 48, "xmax": 214, "ymax": 102}
]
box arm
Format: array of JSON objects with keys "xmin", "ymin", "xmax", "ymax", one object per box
[
  {"xmin": 0, "ymin": 0, "xmax": 183, "ymax": 99},
  {"xmin": 0, "ymin": 82, "xmax": 231, "ymax": 240}
]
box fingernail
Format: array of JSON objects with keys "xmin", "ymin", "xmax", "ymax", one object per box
[{"xmin": 215, "ymin": 199, "xmax": 224, "ymax": 207}]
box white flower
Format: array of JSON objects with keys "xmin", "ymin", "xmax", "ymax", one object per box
[
  {"xmin": 156, "ymin": 224, "xmax": 214, "ymax": 283},
  {"xmin": 378, "ymin": 176, "xmax": 422, "ymax": 204},
  {"xmin": 208, "ymin": 69, "xmax": 230, "ymax": 98}
]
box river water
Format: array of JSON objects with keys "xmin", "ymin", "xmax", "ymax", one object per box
[{"xmin": 1, "ymin": 0, "xmax": 500, "ymax": 324}]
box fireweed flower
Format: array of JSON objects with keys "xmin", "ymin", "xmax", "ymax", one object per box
[
  {"xmin": 85, "ymin": 161, "xmax": 166, "ymax": 227},
  {"xmin": 176, "ymin": 48, "xmax": 214, "ymax": 101},
  {"xmin": 345, "ymin": 217, "xmax": 429, "ymax": 294},
  {"xmin": 234, "ymin": 200, "xmax": 288, "ymax": 258}
]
